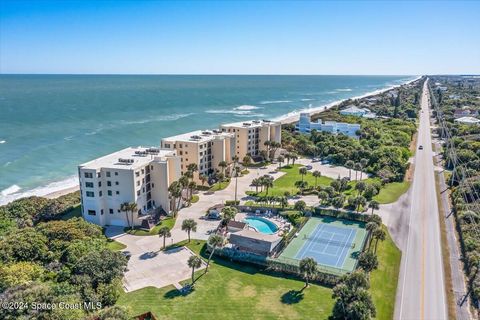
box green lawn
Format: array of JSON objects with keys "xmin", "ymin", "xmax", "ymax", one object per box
[
  {"xmin": 371, "ymin": 227, "xmax": 402, "ymax": 319},
  {"xmin": 117, "ymin": 227, "xmax": 401, "ymax": 320},
  {"xmin": 124, "ymin": 216, "xmax": 177, "ymax": 236},
  {"xmin": 209, "ymin": 179, "xmax": 231, "ymax": 192},
  {"xmin": 250, "ymin": 164, "xmax": 333, "ymax": 197},
  {"xmin": 373, "ymin": 181, "xmax": 411, "ymax": 204},
  {"xmin": 106, "ymin": 239, "xmax": 127, "ymax": 251},
  {"xmin": 117, "ymin": 241, "xmax": 335, "ymax": 319}
]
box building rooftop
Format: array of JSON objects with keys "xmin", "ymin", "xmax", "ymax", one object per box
[
  {"xmin": 340, "ymin": 105, "xmax": 369, "ymax": 113},
  {"xmin": 232, "ymin": 228, "xmax": 280, "ymax": 242},
  {"xmin": 162, "ymin": 129, "xmax": 233, "ymax": 143},
  {"xmin": 454, "ymin": 116, "xmax": 480, "ymax": 124},
  {"xmin": 79, "ymin": 146, "xmax": 176, "ymax": 170},
  {"xmin": 220, "ymin": 119, "xmax": 279, "ymax": 129}
]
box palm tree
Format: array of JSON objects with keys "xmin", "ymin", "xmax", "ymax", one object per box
[
  {"xmin": 318, "ymin": 191, "xmax": 329, "ymax": 205},
  {"xmin": 295, "ymin": 180, "xmax": 308, "ymax": 194},
  {"xmin": 221, "ymin": 206, "xmax": 237, "ymax": 223},
  {"xmin": 251, "ymin": 178, "xmax": 261, "ymax": 193},
  {"xmin": 264, "ymin": 140, "xmax": 271, "ymax": 159},
  {"xmin": 285, "ymin": 153, "xmax": 291, "ymax": 166},
  {"xmin": 277, "ymin": 155, "xmax": 284, "ymax": 169},
  {"xmin": 299, "ymin": 167, "xmax": 308, "ymax": 182},
  {"xmin": 259, "ymin": 150, "xmax": 268, "ymax": 161},
  {"xmin": 182, "ymin": 219, "xmax": 197, "ymax": 242},
  {"xmin": 355, "ymin": 181, "xmax": 366, "ymax": 195},
  {"xmin": 188, "ymin": 181, "xmax": 196, "ymax": 203},
  {"xmin": 120, "ymin": 202, "xmax": 131, "ymax": 229},
  {"xmin": 359, "ymin": 158, "xmax": 368, "ymax": 180},
  {"xmin": 345, "ymin": 160, "xmax": 354, "ymax": 180},
  {"xmin": 332, "ymin": 195, "xmax": 345, "ymax": 212},
  {"xmin": 242, "ymin": 155, "xmax": 252, "ymax": 167},
  {"xmin": 291, "ymin": 153, "xmax": 298, "ymax": 165},
  {"xmin": 168, "ymin": 181, "xmax": 183, "ymax": 216},
  {"xmin": 206, "ymin": 234, "xmax": 223, "ymax": 272},
  {"xmin": 373, "ymin": 228, "xmax": 386, "ymax": 253},
  {"xmin": 354, "ymin": 162, "xmax": 362, "ymax": 181},
  {"xmin": 199, "ymin": 174, "xmax": 208, "ymax": 187},
  {"xmin": 187, "ymin": 163, "xmax": 198, "ymax": 176},
  {"xmin": 128, "ymin": 202, "xmax": 138, "ymax": 230},
  {"xmin": 263, "ymin": 176, "xmax": 274, "ymax": 195},
  {"xmin": 312, "ymin": 170, "xmax": 321, "ymax": 188},
  {"xmin": 269, "ymin": 141, "xmax": 281, "ymax": 161},
  {"xmin": 299, "ymin": 257, "xmax": 317, "ymax": 289},
  {"xmin": 368, "ymin": 200, "xmax": 379, "ymax": 215},
  {"xmin": 158, "ymin": 226, "xmax": 171, "ymax": 250},
  {"xmin": 355, "ymin": 196, "xmax": 366, "ymax": 213},
  {"xmin": 187, "ymin": 255, "xmax": 202, "ymax": 284},
  {"xmin": 366, "ymin": 222, "xmax": 378, "ymax": 251},
  {"xmin": 218, "ymin": 161, "xmax": 228, "ymax": 175},
  {"xmin": 280, "ymin": 196, "xmax": 288, "ymax": 209}
]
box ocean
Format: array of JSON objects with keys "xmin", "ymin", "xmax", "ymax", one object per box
[{"xmin": 0, "ymin": 75, "xmax": 415, "ymax": 204}]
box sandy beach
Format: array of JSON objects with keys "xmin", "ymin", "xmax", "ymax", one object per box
[
  {"xmin": 279, "ymin": 76, "xmax": 422, "ymax": 125},
  {"xmin": 44, "ymin": 185, "xmax": 80, "ymax": 199}
]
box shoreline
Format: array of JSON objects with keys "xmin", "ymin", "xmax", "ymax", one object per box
[
  {"xmin": 278, "ymin": 75, "xmax": 422, "ymax": 125},
  {"xmin": 0, "ymin": 76, "xmax": 421, "ymax": 205}
]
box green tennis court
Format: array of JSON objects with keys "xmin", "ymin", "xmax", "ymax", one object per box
[{"xmin": 279, "ymin": 216, "xmax": 368, "ymax": 274}]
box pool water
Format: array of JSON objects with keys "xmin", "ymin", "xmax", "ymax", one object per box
[{"xmin": 243, "ymin": 217, "xmax": 278, "ymax": 235}]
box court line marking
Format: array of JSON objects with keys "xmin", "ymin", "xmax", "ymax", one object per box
[
  {"xmin": 295, "ymin": 223, "xmax": 325, "ymax": 260},
  {"xmin": 334, "ymin": 228, "xmax": 356, "ymax": 267}
]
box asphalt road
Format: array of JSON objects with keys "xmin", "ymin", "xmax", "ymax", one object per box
[{"xmin": 396, "ymin": 80, "xmax": 447, "ymax": 320}]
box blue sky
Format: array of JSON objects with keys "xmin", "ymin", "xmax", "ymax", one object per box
[{"xmin": 1, "ymin": 1, "xmax": 479, "ymax": 75}]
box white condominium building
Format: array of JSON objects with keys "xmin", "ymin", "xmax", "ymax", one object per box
[
  {"xmin": 160, "ymin": 129, "xmax": 235, "ymax": 182},
  {"xmin": 78, "ymin": 147, "xmax": 181, "ymax": 227},
  {"xmin": 296, "ymin": 113, "xmax": 361, "ymax": 138},
  {"xmin": 220, "ymin": 119, "xmax": 281, "ymax": 159}
]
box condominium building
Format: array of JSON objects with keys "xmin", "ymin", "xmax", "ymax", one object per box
[
  {"xmin": 220, "ymin": 119, "xmax": 281, "ymax": 159},
  {"xmin": 296, "ymin": 113, "xmax": 360, "ymax": 138},
  {"xmin": 160, "ymin": 129, "xmax": 235, "ymax": 182},
  {"xmin": 78, "ymin": 146, "xmax": 181, "ymax": 227}
]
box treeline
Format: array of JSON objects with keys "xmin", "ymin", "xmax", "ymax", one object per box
[
  {"xmin": 0, "ymin": 194, "xmax": 129, "ymax": 319},
  {"xmin": 0, "ymin": 191, "xmax": 80, "ymax": 236},
  {"xmin": 430, "ymin": 77, "xmax": 480, "ymax": 308},
  {"xmin": 283, "ymin": 117, "xmax": 415, "ymax": 183}
]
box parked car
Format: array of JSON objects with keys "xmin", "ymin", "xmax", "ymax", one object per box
[
  {"xmin": 419, "ymin": 145, "xmax": 423, "ymax": 150},
  {"xmin": 305, "ymin": 165, "xmax": 313, "ymax": 170}
]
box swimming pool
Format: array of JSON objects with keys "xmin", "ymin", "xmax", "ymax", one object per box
[{"xmin": 243, "ymin": 217, "xmax": 278, "ymax": 235}]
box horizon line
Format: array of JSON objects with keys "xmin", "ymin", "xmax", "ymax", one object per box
[{"xmin": 0, "ymin": 73, "xmax": 422, "ymax": 76}]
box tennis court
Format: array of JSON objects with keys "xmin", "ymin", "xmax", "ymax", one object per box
[{"xmin": 278, "ymin": 216, "xmax": 367, "ymax": 274}]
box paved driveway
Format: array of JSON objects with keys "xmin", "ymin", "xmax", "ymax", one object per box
[{"xmin": 296, "ymin": 158, "xmax": 369, "ymax": 180}]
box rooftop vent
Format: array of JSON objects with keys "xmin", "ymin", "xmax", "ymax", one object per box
[
  {"xmin": 190, "ymin": 135, "xmax": 202, "ymax": 140},
  {"xmin": 242, "ymin": 122, "xmax": 251, "ymax": 126},
  {"xmin": 252, "ymin": 120, "xmax": 260, "ymax": 124},
  {"xmin": 118, "ymin": 158, "xmax": 134, "ymax": 164},
  {"xmin": 146, "ymin": 148, "xmax": 160, "ymax": 154}
]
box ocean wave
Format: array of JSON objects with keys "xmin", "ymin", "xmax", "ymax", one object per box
[
  {"xmin": 121, "ymin": 113, "xmax": 195, "ymax": 125},
  {"xmin": 0, "ymin": 176, "xmax": 79, "ymax": 206},
  {"xmin": 206, "ymin": 109, "xmax": 252, "ymax": 115},
  {"xmin": 259, "ymin": 100, "xmax": 292, "ymax": 105},
  {"xmin": 0, "ymin": 140, "xmax": 6, "ymax": 144},
  {"xmin": 336, "ymin": 89, "xmax": 353, "ymax": 92},
  {"xmin": 234, "ymin": 113, "xmax": 266, "ymax": 118},
  {"xmin": 234, "ymin": 105, "xmax": 260, "ymax": 111},
  {"xmin": 300, "ymin": 98, "xmax": 315, "ymax": 101}
]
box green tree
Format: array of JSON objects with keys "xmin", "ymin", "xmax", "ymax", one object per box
[
  {"xmin": 372, "ymin": 228, "xmax": 386, "ymax": 253},
  {"xmin": 277, "ymin": 155, "xmax": 284, "ymax": 168},
  {"xmin": 158, "ymin": 226, "xmax": 171, "ymax": 250},
  {"xmin": 299, "ymin": 257, "xmax": 317, "ymax": 288},
  {"xmin": 312, "ymin": 170, "xmax": 321, "ymax": 188},
  {"xmin": 354, "ymin": 162, "xmax": 362, "ymax": 181},
  {"xmin": 368, "ymin": 200, "xmax": 379, "ymax": 215},
  {"xmin": 358, "ymin": 252, "xmax": 378, "ymax": 273},
  {"xmin": 218, "ymin": 161, "xmax": 228, "ymax": 175},
  {"xmin": 221, "ymin": 206, "xmax": 238, "ymax": 223},
  {"xmin": 242, "ymin": 155, "xmax": 252, "ymax": 167},
  {"xmin": 188, "ymin": 255, "xmax": 203, "ymax": 284},
  {"xmin": 294, "ymin": 200, "xmax": 306, "ymax": 211},
  {"xmin": 295, "ymin": 180, "xmax": 308, "ymax": 194},
  {"xmin": 181, "ymin": 219, "xmax": 197, "ymax": 242},
  {"xmin": 345, "ymin": 160, "xmax": 355, "ymax": 180},
  {"xmin": 355, "ymin": 181, "xmax": 366, "ymax": 195},
  {"xmin": 318, "ymin": 191, "xmax": 329, "ymax": 205},
  {"xmin": 206, "ymin": 234, "xmax": 224, "ymax": 272},
  {"xmin": 199, "ymin": 174, "xmax": 208, "ymax": 186},
  {"xmin": 168, "ymin": 181, "xmax": 183, "ymax": 216}
]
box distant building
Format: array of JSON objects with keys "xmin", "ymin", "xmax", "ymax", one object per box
[
  {"xmin": 453, "ymin": 108, "xmax": 479, "ymax": 119},
  {"xmin": 220, "ymin": 119, "xmax": 281, "ymax": 159},
  {"xmin": 296, "ymin": 113, "xmax": 360, "ymax": 138},
  {"xmin": 339, "ymin": 105, "xmax": 376, "ymax": 118},
  {"xmin": 161, "ymin": 129, "xmax": 235, "ymax": 182},
  {"xmin": 454, "ymin": 116, "xmax": 480, "ymax": 125},
  {"xmin": 229, "ymin": 229, "xmax": 282, "ymax": 256},
  {"xmin": 78, "ymin": 147, "xmax": 181, "ymax": 227}
]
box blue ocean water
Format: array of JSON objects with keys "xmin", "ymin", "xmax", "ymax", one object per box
[{"xmin": 0, "ymin": 75, "xmax": 414, "ymax": 203}]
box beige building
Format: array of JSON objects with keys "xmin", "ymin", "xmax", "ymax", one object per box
[
  {"xmin": 160, "ymin": 129, "xmax": 235, "ymax": 182},
  {"xmin": 220, "ymin": 119, "xmax": 281, "ymax": 160},
  {"xmin": 78, "ymin": 147, "xmax": 181, "ymax": 227}
]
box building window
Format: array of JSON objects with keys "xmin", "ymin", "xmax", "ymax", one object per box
[
  {"xmin": 137, "ymin": 181, "xmax": 140, "ymax": 186},
  {"xmin": 97, "ymin": 172, "xmax": 101, "ymax": 178},
  {"xmin": 106, "ymin": 172, "xmax": 111, "ymax": 177},
  {"xmin": 115, "ymin": 181, "xmax": 119, "ymax": 185},
  {"xmin": 150, "ymin": 165, "xmax": 153, "ymax": 170},
  {"xmin": 135, "ymin": 171, "xmax": 140, "ymax": 177},
  {"xmin": 109, "ymin": 209, "xmax": 114, "ymax": 214},
  {"xmin": 152, "ymin": 183, "xmax": 155, "ymax": 188},
  {"xmin": 142, "ymin": 188, "xmax": 145, "ymax": 193},
  {"xmin": 101, "ymin": 209, "xmax": 104, "ymax": 215},
  {"xmin": 117, "ymin": 209, "xmax": 121, "ymax": 213},
  {"xmin": 116, "ymin": 191, "xmax": 120, "ymax": 195},
  {"xmin": 84, "ymin": 172, "xmax": 93, "ymax": 179},
  {"xmin": 86, "ymin": 191, "xmax": 94, "ymax": 197},
  {"xmin": 107, "ymin": 181, "xmax": 111, "ymax": 186},
  {"xmin": 99, "ymin": 191, "xmax": 102, "ymax": 197},
  {"xmin": 98, "ymin": 181, "xmax": 102, "ymax": 187},
  {"xmin": 87, "ymin": 210, "xmax": 96, "ymax": 215},
  {"xmin": 137, "ymin": 190, "xmax": 140, "ymax": 196},
  {"xmin": 85, "ymin": 182, "xmax": 94, "ymax": 188},
  {"xmin": 107, "ymin": 190, "xmax": 112, "ymax": 196},
  {"xmin": 115, "ymin": 171, "xmax": 118, "ymax": 176}
]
